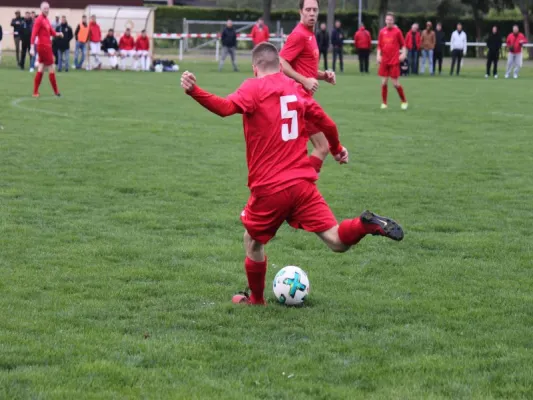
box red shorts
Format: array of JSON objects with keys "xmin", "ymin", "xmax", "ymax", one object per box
[
  {"xmin": 379, "ymin": 63, "xmax": 400, "ymax": 79},
  {"xmin": 241, "ymin": 180, "xmax": 337, "ymax": 244},
  {"xmin": 37, "ymin": 44, "xmax": 54, "ymax": 66}
]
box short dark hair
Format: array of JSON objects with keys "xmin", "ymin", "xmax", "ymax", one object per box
[
  {"xmin": 386, "ymin": 12, "xmax": 395, "ymax": 18},
  {"xmin": 252, "ymin": 42, "xmax": 280, "ymax": 71},
  {"xmin": 142, "ymin": 29, "xmax": 146, "ymax": 33},
  {"xmin": 299, "ymin": 0, "xmax": 320, "ymax": 10}
]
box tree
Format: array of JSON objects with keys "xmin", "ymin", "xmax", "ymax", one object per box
[
  {"xmin": 327, "ymin": 0, "xmax": 337, "ymax": 35},
  {"xmin": 263, "ymin": 0, "xmax": 272, "ymax": 25},
  {"xmin": 514, "ymin": 0, "xmax": 532, "ymax": 57},
  {"xmin": 378, "ymin": 0, "xmax": 389, "ymax": 28}
]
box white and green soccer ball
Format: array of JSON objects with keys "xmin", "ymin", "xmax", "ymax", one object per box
[{"xmin": 273, "ymin": 266, "xmax": 310, "ymax": 306}]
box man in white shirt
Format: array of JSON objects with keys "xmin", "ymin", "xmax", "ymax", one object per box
[{"xmin": 450, "ymin": 23, "xmax": 467, "ymax": 76}]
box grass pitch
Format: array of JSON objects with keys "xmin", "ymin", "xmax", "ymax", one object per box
[{"xmin": 0, "ymin": 58, "xmax": 533, "ymax": 399}]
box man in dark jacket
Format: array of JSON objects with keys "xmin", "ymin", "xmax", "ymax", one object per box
[
  {"xmin": 11, "ymin": 11, "xmax": 24, "ymax": 66},
  {"xmin": 19, "ymin": 12, "xmax": 33, "ymax": 70},
  {"xmin": 0, "ymin": 24, "xmax": 3, "ymax": 65},
  {"xmin": 56, "ymin": 16, "xmax": 73, "ymax": 72},
  {"xmin": 102, "ymin": 29, "xmax": 119, "ymax": 69},
  {"xmin": 316, "ymin": 22, "xmax": 329, "ymax": 71},
  {"xmin": 331, "ymin": 20, "xmax": 344, "ymax": 72},
  {"xmin": 219, "ymin": 19, "xmax": 238, "ymax": 72},
  {"xmin": 486, "ymin": 26, "xmax": 502, "ymax": 78},
  {"xmin": 433, "ymin": 23, "xmax": 446, "ymax": 75}
]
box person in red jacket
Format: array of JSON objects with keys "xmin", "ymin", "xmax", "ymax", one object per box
[
  {"xmin": 404, "ymin": 23, "xmax": 421, "ymax": 74},
  {"xmin": 505, "ymin": 25, "xmax": 527, "ymax": 79},
  {"xmin": 251, "ymin": 18, "xmax": 270, "ymax": 46},
  {"xmin": 119, "ymin": 28, "xmax": 136, "ymax": 71},
  {"xmin": 88, "ymin": 14, "xmax": 101, "ymax": 70},
  {"xmin": 354, "ymin": 24, "xmax": 372, "ymax": 73},
  {"xmin": 135, "ymin": 29, "xmax": 150, "ymax": 71}
]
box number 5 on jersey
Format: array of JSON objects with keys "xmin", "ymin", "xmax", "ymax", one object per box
[{"xmin": 280, "ymin": 95, "xmax": 298, "ymax": 142}]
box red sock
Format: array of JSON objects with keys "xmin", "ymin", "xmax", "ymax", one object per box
[
  {"xmin": 381, "ymin": 84, "xmax": 388, "ymax": 104},
  {"xmin": 338, "ymin": 217, "xmax": 373, "ymax": 246},
  {"xmin": 245, "ymin": 257, "xmax": 267, "ymax": 304},
  {"xmin": 309, "ymin": 155, "xmax": 323, "ymax": 174},
  {"xmin": 34, "ymin": 71, "xmax": 43, "ymax": 95},
  {"xmin": 49, "ymin": 72, "xmax": 59, "ymax": 95},
  {"xmin": 395, "ymin": 85, "xmax": 406, "ymax": 102}
]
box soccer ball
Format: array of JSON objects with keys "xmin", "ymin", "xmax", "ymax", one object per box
[{"xmin": 273, "ymin": 266, "xmax": 310, "ymax": 306}]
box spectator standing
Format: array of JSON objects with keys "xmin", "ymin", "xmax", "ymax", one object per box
[
  {"xmin": 505, "ymin": 25, "xmax": 527, "ymax": 79},
  {"xmin": 88, "ymin": 15, "xmax": 102, "ymax": 70},
  {"xmin": 135, "ymin": 30, "xmax": 150, "ymax": 71},
  {"xmin": 405, "ymin": 24, "xmax": 421, "ymax": 74},
  {"xmin": 354, "ymin": 24, "xmax": 372, "ymax": 73},
  {"xmin": 251, "ymin": 18, "xmax": 269, "ymax": 46},
  {"xmin": 0, "ymin": 24, "xmax": 2, "ymax": 65},
  {"xmin": 52, "ymin": 15, "xmax": 60, "ymax": 65},
  {"xmin": 433, "ymin": 23, "xmax": 445, "ymax": 75},
  {"xmin": 331, "ymin": 20, "xmax": 345, "ymax": 73},
  {"xmin": 101, "ymin": 29, "xmax": 119, "ymax": 69},
  {"xmin": 316, "ymin": 23, "xmax": 329, "ymax": 71},
  {"xmin": 19, "ymin": 12, "xmax": 33, "ymax": 70},
  {"xmin": 74, "ymin": 15, "xmax": 89, "ymax": 70},
  {"xmin": 450, "ymin": 23, "xmax": 467, "ymax": 76},
  {"xmin": 219, "ymin": 19, "xmax": 239, "ymax": 72},
  {"xmin": 55, "ymin": 16, "xmax": 73, "ymax": 72},
  {"xmin": 119, "ymin": 28, "xmax": 136, "ymax": 71},
  {"xmin": 420, "ymin": 22, "xmax": 435, "ymax": 75},
  {"xmin": 11, "ymin": 11, "xmax": 24, "ymax": 66},
  {"xmin": 486, "ymin": 26, "xmax": 501, "ymax": 78}
]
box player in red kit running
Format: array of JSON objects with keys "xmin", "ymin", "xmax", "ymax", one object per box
[
  {"xmin": 377, "ymin": 12, "xmax": 408, "ymax": 110},
  {"xmin": 30, "ymin": 2, "xmax": 63, "ymax": 97},
  {"xmin": 180, "ymin": 43, "xmax": 404, "ymax": 306},
  {"xmin": 279, "ymin": 0, "xmax": 336, "ymax": 175}
]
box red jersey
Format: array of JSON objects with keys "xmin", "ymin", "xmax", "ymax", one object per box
[
  {"xmin": 31, "ymin": 14, "xmax": 56, "ymax": 47},
  {"xmin": 251, "ymin": 24, "xmax": 270, "ymax": 46},
  {"xmin": 89, "ymin": 22, "xmax": 101, "ymax": 43},
  {"xmin": 506, "ymin": 32, "xmax": 527, "ymax": 54},
  {"xmin": 354, "ymin": 27, "xmax": 372, "ymax": 50},
  {"xmin": 136, "ymin": 36, "xmax": 150, "ymax": 51},
  {"xmin": 119, "ymin": 35, "xmax": 135, "ymax": 50},
  {"xmin": 378, "ymin": 26, "xmax": 405, "ymax": 65},
  {"xmin": 225, "ymin": 73, "xmax": 339, "ymax": 196},
  {"xmin": 280, "ymin": 23, "xmax": 319, "ymax": 79}
]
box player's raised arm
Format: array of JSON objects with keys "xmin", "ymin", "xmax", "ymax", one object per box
[
  {"xmin": 181, "ymin": 71, "xmax": 241, "ymax": 117},
  {"xmin": 304, "ymin": 98, "xmax": 348, "ymax": 164}
]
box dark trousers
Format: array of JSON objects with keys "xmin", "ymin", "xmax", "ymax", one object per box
[
  {"xmin": 486, "ymin": 51, "xmax": 499, "ymax": 76},
  {"xmin": 433, "ymin": 51, "xmax": 443, "ymax": 74},
  {"xmin": 450, "ymin": 49, "xmax": 463, "ymax": 75},
  {"xmin": 20, "ymin": 40, "xmax": 31, "ymax": 69},
  {"xmin": 358, "ymin": 49, "xmax": 370, "ymax": 73},
  {"xmin": 14, "ymin": 36, "xmax": 21, "ymax": 64},
  {"xmin": 53, "ymin": 42, "xmax": 59, "ymax": 65},
  {"xmin": 319, "ymin": 49, "xmax": 328, "ymax": 71},
  {"xmin": 408, "ymin": 49, "xmax": 419, "ymax": 74},
  {"xmin": 332, "ymin": 46, "xmax": 343, "ymax": 72}
]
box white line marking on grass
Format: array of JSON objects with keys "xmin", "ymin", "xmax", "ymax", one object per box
[
  {"xmin": 491, "ymin": 111, "xmax": 533, "ymax": 119},
  {"xmin": 11, "ymin": 97, "xmax": 69, "ymax": 117}
]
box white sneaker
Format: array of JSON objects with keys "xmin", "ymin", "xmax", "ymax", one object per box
[
  {"xmin": 401, "ymin": 102, "xmax": 409, "ymax": 110},
  {"xmin": 485, "ymin": 74, "xmax": 488, "ymax": 78},
  {"xmin": 513, "ymin": 74, "xmax": 518, "ymax": 79},
  {"xmin": 494, "ymin": 75, "xmax": 498, "ymax": 79},
  {"xmin": 29, "ymin": 68, "xmax": 34, "ymax": 73},
  {"xmin": 380, "ymin": 103, "xmax": 388, "ymax": 110},
  {"xmin": 505, "ymin": 74, "xmax": 509, "ymax": 79}
]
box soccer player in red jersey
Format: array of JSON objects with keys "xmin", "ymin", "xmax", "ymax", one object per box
[
  {"xmin": 377, "ymin": 12, "xmax": 408, "ymax": 110},
  {"xmin": 30, "ymin": 2, "xmax": 63, "ymax": 97},
  {"xmin": 279, "ymin": 0, "xmax": 336, "ymax": 175},
  {"xmin": 181, "ymin": 43, "xmax": 404, "ymax": 306}
]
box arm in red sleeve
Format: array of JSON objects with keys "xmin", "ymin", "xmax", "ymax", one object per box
[
  {"xmin": 30, "ymin": 18, "xmax": 40, "ymax": 45},
  {"xmin": 305, "ymin": 100, "xmax": 343, "ymax": 155},
  {"xmin": 187, "ymin": 85, "xmax": 241, "ymax": 117}
]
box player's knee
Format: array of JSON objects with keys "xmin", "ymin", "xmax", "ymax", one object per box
[{"xmin": 330, "ymin": 243, "xmax": 349, "ymax": 253}]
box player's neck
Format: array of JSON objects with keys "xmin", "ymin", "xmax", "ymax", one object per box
[{"xmin": 299, "ymin": 21, "xmax": 314, "ymax": 32}]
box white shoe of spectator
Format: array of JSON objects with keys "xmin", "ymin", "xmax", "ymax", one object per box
[
  {"xmin": 484, "ymin": 74, "xmax": 488, "ymax": 78},
  {"xmin": 505, "ymin": 74, "xmax": 509, "ymax": 79},
  {"xmin": 513, "ymin": 74, "xmax": 518, "ymax": 79},
  {"xmin": 29, "ymin": 68, "xmax": 35, "ymax": 73},
  {"xmin": 494, "ymin": 75, "xmax": 498, "ymax": 79}
]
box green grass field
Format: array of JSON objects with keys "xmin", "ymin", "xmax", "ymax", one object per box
[{"xmin": 1, "ymin": 58, "xmax": 533, "ymax": 399}]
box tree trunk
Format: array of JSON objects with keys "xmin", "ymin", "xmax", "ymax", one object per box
[
  {"xmin": 521, "ymin": 9, "xmax": 533, "ymax": 58},
  {"xmin": 263, "ymin": 0, "xmax": 272, "ymax": 25},
  {"xmin": 378, "ymin": 0, "xmax": 389, "ymax": 29},
  {"xmin": 327, "ymin": 0, "xmax": 336, "ymax": 36},
  {"xmin": 475, "ymin": 17, "xmax": 482, "ymax": 57}
]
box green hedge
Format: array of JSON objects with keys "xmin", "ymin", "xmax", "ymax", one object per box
[{"xmin": 155, "ymin": 6, "xmax": 531, "ymax": 56}]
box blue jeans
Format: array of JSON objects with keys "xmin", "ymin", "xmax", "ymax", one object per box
[
  {"xmin": 74, "ymin": 41, "xmax": 86, "ymax": 69},
  {"xmin": 30, "ymin": 54, "xmax": 36, "ymax": 69},
  {"xmin": 58, "ymin": 49, "xmax": 70, "ymax": 71},
  {"xmin": 421, "ymin": 49, "xmax": 434, "ymax": 74},
  {"xmin": 408, "ymin": 50, "xmax": 419, "ymax": 74}
]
